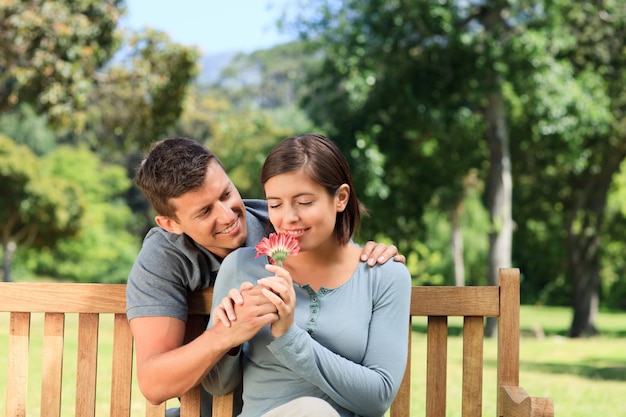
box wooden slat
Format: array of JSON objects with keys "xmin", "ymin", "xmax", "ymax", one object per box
[
  {"xmin": 0, "ymin": 283, "xmax": 127, "ymax": 313},
  {"xmin": 426, "ymin": 316, "xmax": 448, "ymax": 417},
  {"xmin": 212, "ymin": 392, "xmax": 235, "ymax": 416},
  {"xmin": 188, "ymin": 287, "xmax": 213, "ymax": 314},
  {"xmin": 389, "ymin": 321, "xmax": 412, "ymax": 417},
  {"xmin": 462, "ymin": 316, "xmax": 484, "ymax": 417},
  {"xmin": 110, "ymin": 313, "xmax": 133, "ymax": 417},
  {"xmin": 75, "ymin": 313, "xmax": 99, "ymax": 417},
  {"xmin": 145, "ymin": 401, "xmax": 166, "ymax": 417},
  {"xmin": 40, "ymin": 313, "xmax": 65, "ymax": 417},
  {"xmin": 410, "ymin": 286, "xmax": 500, "ymax": 316},
  {"xmin": 498, "ymin": 269, "xmax": 520, "ymax": 387},
  {"xmin": 180, "ymin": 386, "xmax": 202, "ymax": 417},
  {"xmin": 6, "ymin": 312, "xmax": 30, "ymax": 417},
  {"xmin": 179, "ymin": 314, "xmax": 209, "ymax": 417},
  {"xmin": 499, "ymin": 386, "xmax": 555, "ymax": 417},
  {"xmin": 498, "ymin": 269, "xmax": 521, "ymax": 417}
]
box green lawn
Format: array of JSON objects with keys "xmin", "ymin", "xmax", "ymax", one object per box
[{"xmin": 1, "ymin": 306, "xmax": 624, "ymax": 416}]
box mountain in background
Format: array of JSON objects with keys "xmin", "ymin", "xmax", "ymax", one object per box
[{"xmin": 197, "ymin": 51, "xmax": 238, "ymax": 84}]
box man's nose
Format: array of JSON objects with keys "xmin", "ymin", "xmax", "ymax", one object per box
[{"xmin": 215, "ymin": 201, "xmax": 236, "ymax": 222}]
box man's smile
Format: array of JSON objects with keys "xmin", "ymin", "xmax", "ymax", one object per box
[{"xmin": 217, "ymin": 218, "xmax": 240, "ymax": 235}]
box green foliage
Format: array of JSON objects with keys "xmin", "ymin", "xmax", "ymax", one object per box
[
  {"xmin": 80, "ymin": 28, "xmax": 200, "ymax": 155},
  {"xmin": 601, "ymin": 160, "xmax": 626, "ymax": 309},
  {"xmin": 0, "ymin": 0, "xmax": 125, "ymax": 129},
  {"xmin": 0, "ymin": 135, "xmax": 84, "ymax": 248},
  {"xmin": 16, "ymin": 146, "xmax": 138, "ymax": 283},
  {"xmin": 166, "ymin": 88, "xmax": 297, "ymax": 201},
  {"xmin": 0, "ymin": 104, "xmax": 57, "ymax": 155},
  {"xmin": 282, "ymin": 0, "xmax": 626, "ymax": 319}
]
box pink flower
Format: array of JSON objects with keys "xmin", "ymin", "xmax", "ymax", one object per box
[{"xmin": 255, "ymin": 232, "xmax": 300, "ymax": 266}]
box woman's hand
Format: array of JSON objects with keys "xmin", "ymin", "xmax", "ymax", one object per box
[{"xmin": 257, "ymin": 264, "xmax": 296, "ymax": 338}]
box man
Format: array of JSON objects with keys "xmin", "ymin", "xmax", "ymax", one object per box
[{"xmin": 126, "ymin": 137, "xmax": 403, "ymax": 415}]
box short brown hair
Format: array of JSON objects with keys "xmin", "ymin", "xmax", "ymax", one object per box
[
  {"xmin": 260, "ymin": 133, "xmax": 367, "ymax": 245},
  {"xmin": 135, "ymin": 137, "xmax": 223, "ymax": 219}
]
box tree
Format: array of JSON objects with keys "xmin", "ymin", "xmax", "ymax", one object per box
[
  {"xmin": 0, "ymin": 135, "xmax": 84, "ymax": 281},
  {"xmin": 80, "ymin": 28, "xmax": 200, "ymax": 156},
  {"xmin": 167, "ymin": 88, "xmax": 294, "ymax": 199},
  {"xmin": 508, "ymin": 0, "xmax": 626, "ymax": 336},
  {"xmin": 18, "ymin": 145, "xmax": 138, "ymax": 283},
  {"xmin": 0, "ymin": 0, "xmax": 124, "ymax": 128},
  {"xmin": 0, "ymin": 104, "xmax": 57, "ymax": 155},
  {"xmin": 286, "ymin": 0, "xmax": 626, "ymax": 337}
]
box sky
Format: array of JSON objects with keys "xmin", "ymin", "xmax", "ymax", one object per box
[{"xmin": 121, "ymin": 0, "xmax": 296, "ymax": 55}]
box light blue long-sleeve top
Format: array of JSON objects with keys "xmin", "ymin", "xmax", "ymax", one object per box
[{"xmin": 202, "ymin": 246, "xmax": 412, "ymax": 417}]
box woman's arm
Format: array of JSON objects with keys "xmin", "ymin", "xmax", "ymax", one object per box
[
  {"xmin": 267, "ymin": 262, "xmax": 412, "ymax": 416},
  {"xmin": 202, "ymin": 251, "xmax": 277, "ymax": 395}
]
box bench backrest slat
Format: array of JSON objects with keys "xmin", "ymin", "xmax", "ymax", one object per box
[
  {"xmin": 462, "ymin": 316, "xmax": 485, "ymax": 417},
  {"xmin": 41, "ymin": 312, "xmax": 65, "ymax": 417},
  {"xmin": 426, "ymin": 316, "xmax": 448, "ymax": 417},
  {"xmin": 6, "ymin": 312, "xmax": 30, "ymax": 417},
  {"xmin": 76, "ymin": 313, "xmax": 99, "ymax": 417},
  {"xmin": 111, "ymin": 313, "xmax": 134, "ymax": 417}
]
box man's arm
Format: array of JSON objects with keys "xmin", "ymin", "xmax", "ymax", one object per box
[
  {"xmin": 131, "ymin": 316, "xmax": 233, "ymax": 404},
  {"xmin": 131, "ymin": 295, "xmax": 277, "ymax": 405}
]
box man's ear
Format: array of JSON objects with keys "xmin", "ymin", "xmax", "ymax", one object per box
[
  {"xmin": 155, "ymin": 215, "xmax": 183, "ymax": 234},
  {"xmin": 336, "ymin": 184, "xmax": 350, "ymax": 212}
]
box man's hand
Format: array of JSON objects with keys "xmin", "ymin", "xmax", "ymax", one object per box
[
  {"xmin": 213, "ymin": 281, "xmax": 254, "ymax": 326},
  {"xmin": 360, "ymin": 241, "xmax": 406, "ymax": 266},
  {"xmin": 213, "ymin": 282, "xmax": 277, "ymax": 329}
]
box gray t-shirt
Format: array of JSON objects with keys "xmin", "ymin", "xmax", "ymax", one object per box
[
  {"xmin": 126, "ymin": 199, "xmax": 269, "ymax": 321},
  {"xmin": 204, "ymin": 246, "xmax": 412, "ymax": 417}
]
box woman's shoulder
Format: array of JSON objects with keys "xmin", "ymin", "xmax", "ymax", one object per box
[
  {"xmin": 221, "ymin": 246, "xmax": 266, "ymax": 270},
  {"xmin": 376, "ymin": 257, "xmax": 411, "ymax": 275},
  {"xmin": 366, "ymin": 259, "xmax": 412, "ymax": 290}
]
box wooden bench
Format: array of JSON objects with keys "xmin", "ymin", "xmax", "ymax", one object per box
[{"xmin": 1, "ymin": 268, "xmax": 553, "ymax": 417}]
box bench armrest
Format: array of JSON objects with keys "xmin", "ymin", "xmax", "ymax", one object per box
[{"xmin": 498, "ymin": 386, "xmax": 554, "ymax": 417}]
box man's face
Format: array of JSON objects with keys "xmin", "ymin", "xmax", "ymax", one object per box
[{"xmin": 157, "ymin": 162, "xmax": 248, "ymax": 258}]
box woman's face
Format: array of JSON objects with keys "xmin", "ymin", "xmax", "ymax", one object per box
[{"xmin": 264, "ymin": 170, "xmax": 348, "ymax": 252}]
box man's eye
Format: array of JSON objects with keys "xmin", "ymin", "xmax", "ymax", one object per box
[{"xmin": 298, "ymin": 201, "xmax": 312, "ymax": 206}]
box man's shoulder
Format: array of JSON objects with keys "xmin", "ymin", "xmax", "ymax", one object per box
[
  {"xmin": 134, "ymin": 227, "xmax": 212, "ymax": 270},
  {"xmin": 140, "ymin": 227, "xmax": 192, "ymax": 253},
  {"xmin": 244, "ymin": 199, "xmax": 268, "ymax": 215},
  {"xmin": 243, "ymin": 199, "xmax": 269, "ymax": 245}
]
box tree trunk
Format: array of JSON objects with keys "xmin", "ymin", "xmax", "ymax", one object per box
[
  {"xmin": 566, "ymin": 203, "xmax": 604, "ymax": 337},
  {"xmin": 485, "ymin": 89, "xmax": 513, "ymax": 338},
  {"xmin": 568, "ymin": 253, "xmax": 600, "ymax": 337},
  {"xmin": 482, "ymin": 1, "xmax": 514, "ymax": 338},
  {"xmin": 2, "ymin": 241, "xmax": 16, "ymax": 282},
  {"xmin": 451, "ymin": 201, "xmax": 465, "ymax": 287}
]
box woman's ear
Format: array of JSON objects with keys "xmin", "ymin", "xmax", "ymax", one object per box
[
  {"xmin": 336, "ymin": 184, "xmax": 350, "ymax": 212},
  {"xmin": 155, "ymin": 215, "xmax": 183, "ymax": 234}
]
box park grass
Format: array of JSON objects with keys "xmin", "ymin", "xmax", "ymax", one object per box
[{"xmin": 1, "ymin": 306, "xmax": 624, "ymax": 416}]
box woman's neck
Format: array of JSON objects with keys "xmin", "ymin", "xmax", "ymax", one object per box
[{"xmin": 284, "ymin": 242, "xmax": 361, "ymax": 292}]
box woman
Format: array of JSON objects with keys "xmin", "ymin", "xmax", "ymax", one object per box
[{"xmin": 203, "ymin": 133, "xmax": 412, "ymax": 417}]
